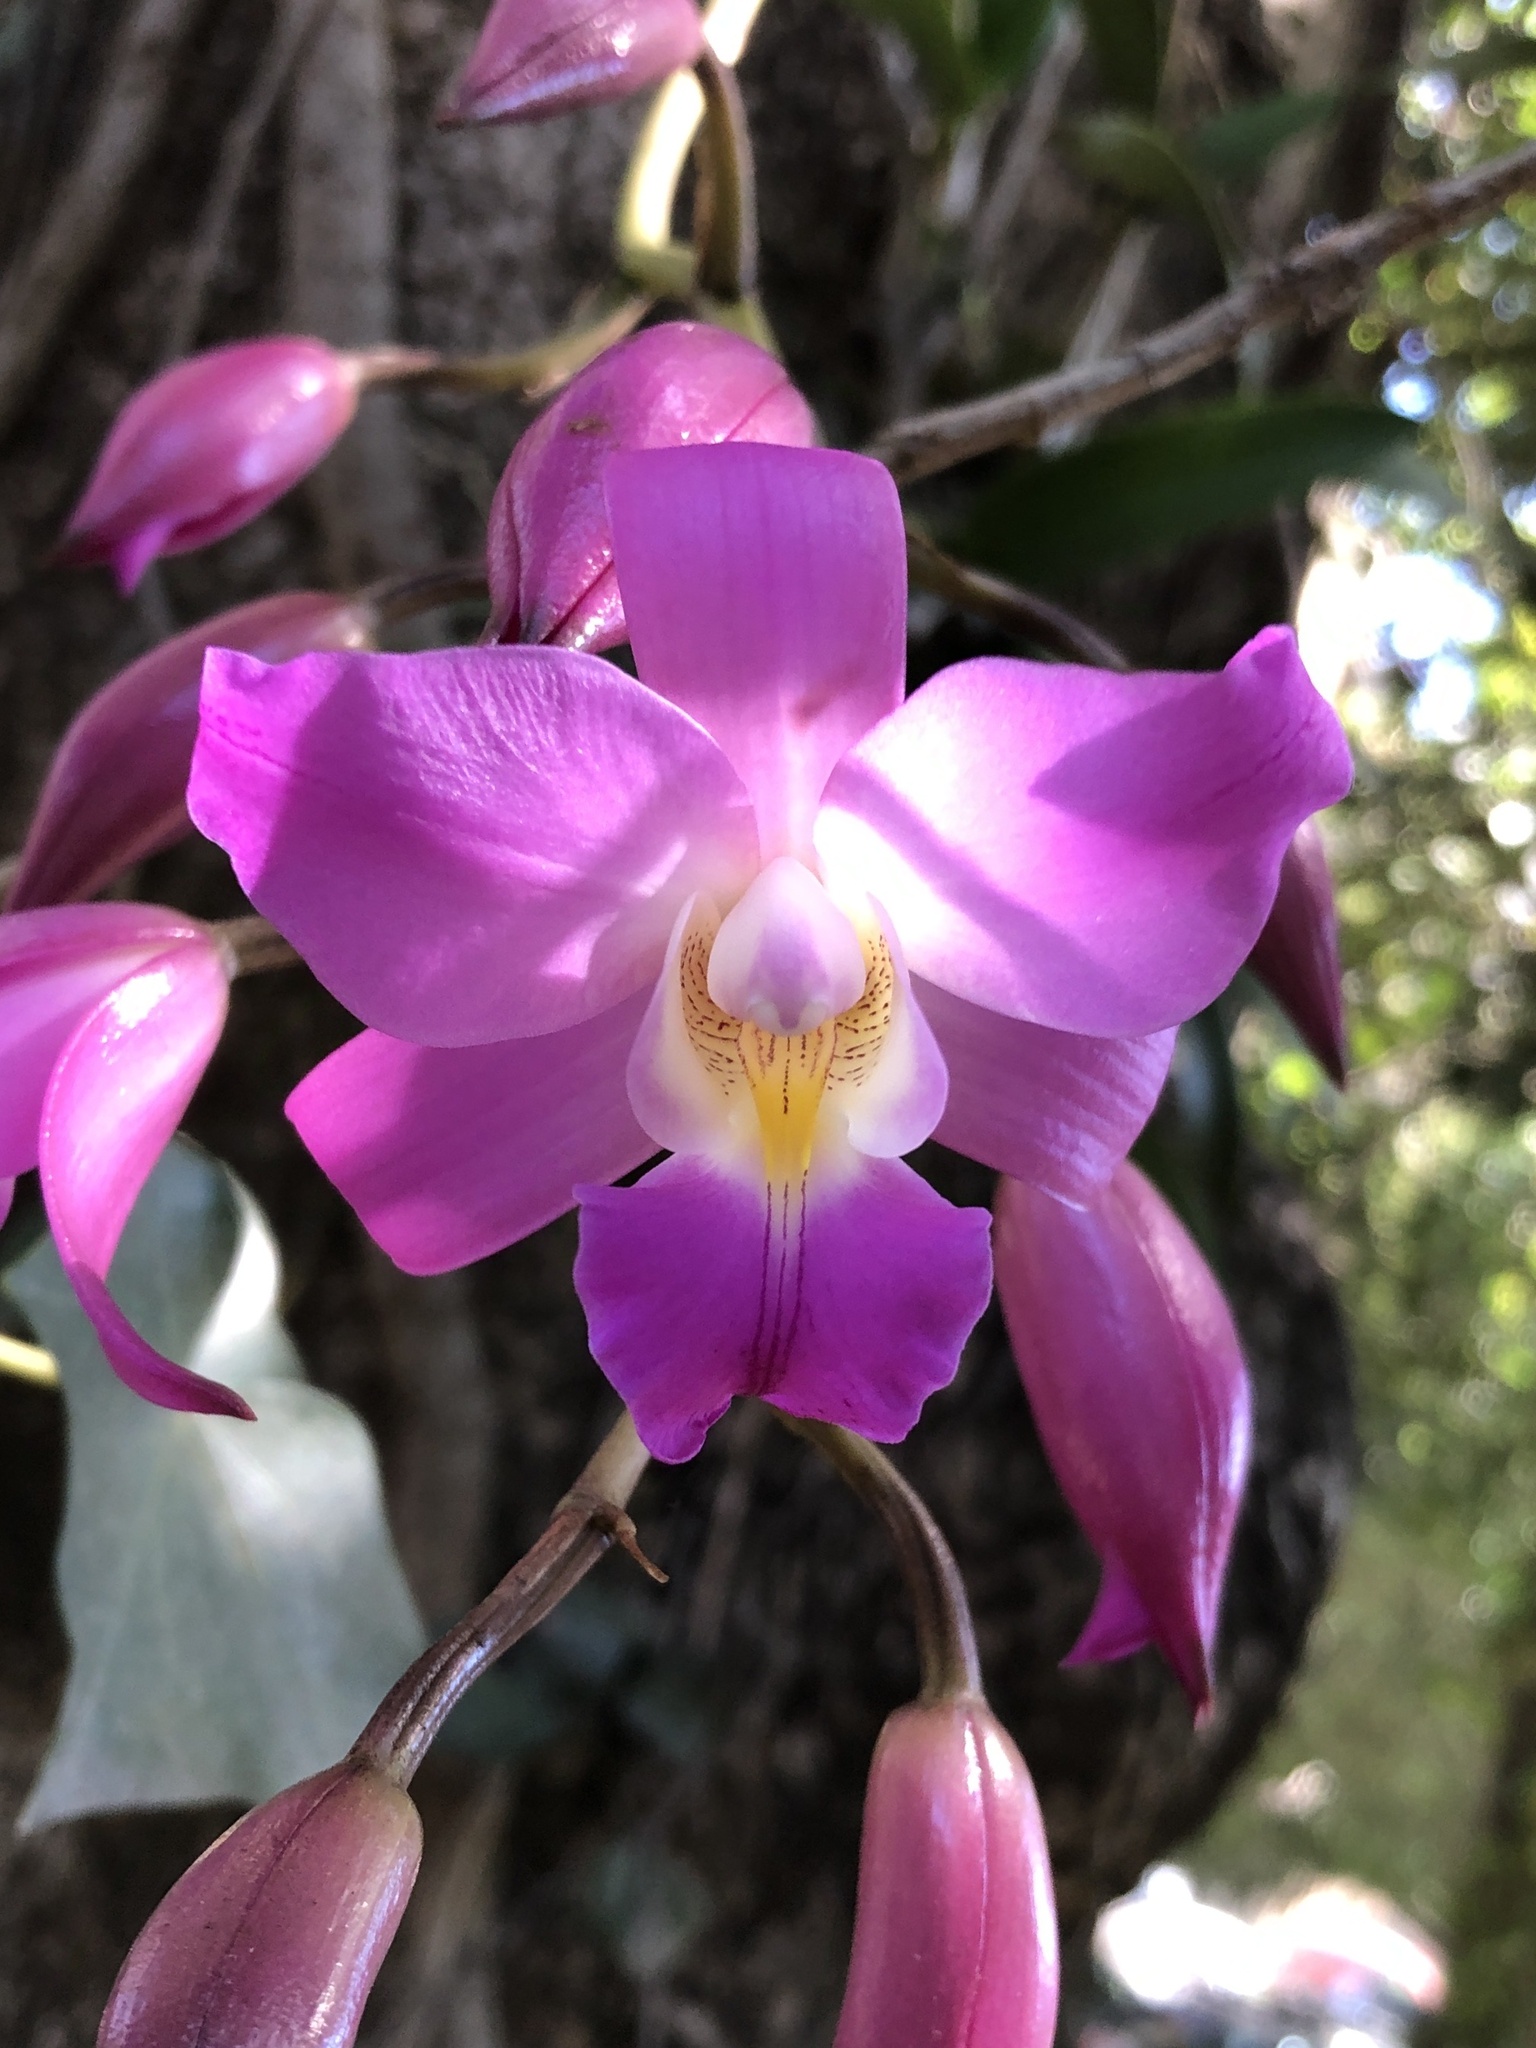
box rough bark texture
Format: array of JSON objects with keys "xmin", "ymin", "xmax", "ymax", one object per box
[{"xmin": 0, "ymin": 0, "xmax": 1361, "ymax": 2042}]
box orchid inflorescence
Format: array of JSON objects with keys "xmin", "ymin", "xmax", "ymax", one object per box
[{"xmin": 0, "ymin": 0, "xmax": 1380, "ymax": 2041}]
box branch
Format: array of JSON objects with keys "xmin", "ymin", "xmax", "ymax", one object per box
[
  {"xmin": 354, "ymin": 1410, "xmax": 659, "ymax": 1786},
  {"xmin": 0, "ymin": 0, "xmax": 208, "ymax": 441},
  {"xmin": 873, "ymin": 141, "xmax": 1536, "ymax": 485},
  {"xmin": 906, "ymin": 528, "xmax": 1130, "ymax": 670}
]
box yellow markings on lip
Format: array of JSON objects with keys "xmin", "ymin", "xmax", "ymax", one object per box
[{"xmin": 679, "ymin": 905, "xmax": 896, "ymax": 1179}]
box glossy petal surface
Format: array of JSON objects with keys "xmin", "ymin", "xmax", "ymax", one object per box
[
  {"xmin": 834, "ymin": 1699, "xmax": 1059, "ymax": 2048},
  {"xmin": 919, "ymin": 978, "xmax": 1174, "ymax": 1205},
  {"xmin": 993, "ymin": 1163, "xmax": 1251, "ymax": 1717},
  {"xmin": 575, "ymin": 1150, "xmax": 992, "ymax": 1461},
  {"xmin": 608, "ymin": 444, "xmax": 907, "ymax": 857},
  {"xmin": 816, "ymin": 627, "xmax": 1353, "ymax": 1037},
  {"xmin": 9, "ymin": 594, "xmax": 370, "ymax": 911},
  {"xmin": 58, "ymin": 340, "xmax": 359, "ymax": 592},
  {"xmin": 289, "ymin": 993, "xmax": 655, "ymax": 1274},
  {"xmin": 488, "ymin": 323, "xmax": 814, "ymax": 648},
  {"xmin": 440, "ymin": 0, "xmax": 704, "ymax": 123},
  {"xmin": 40, "ymin": 938, "xmax": 247, "ymax": 1417},
  {"xmin": 99, "ymin": 1760, "xmax": 420, "ymax": 2048},
  {"xmin": 0, "ymin": 904, "xmax": 208, "ymax": 1176},
  {"xmin": 1248, "ymin": 819, "xmax": 1347, "ymax": 1085},
  {"xmin": 190, "ymin": 644, "xmax": 759, "ymax": 1045}
]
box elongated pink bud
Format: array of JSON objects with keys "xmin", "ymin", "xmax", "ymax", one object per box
[
  {"xmin": 834, "ymin": 1699, "xmax": 1059, "ymax": 2048},
  {"xmin": 486, "ymin": 321, "xmax": 815, "ymax": 649},
  {"xmin": 98, "ymin": 1760, "xmax": 421, "ymax": 2048},
  {"xmin": 993, "ymin": 1163, "xmax": 1251, "ymax": 1721},
  {"xmin": 439, "ymin": 0, "xmax": 705, "ymax": 124},
  {"xmin": 9, "ymin": 593, "xmax": 371, "ymax": 910},
  {"xmin": 1248, "ymin": 819, "xmax": 1347, "ymax": 1085},
  {"xmin": 57, "ymin": 340, "xmax": 367, "ymax": 593}
]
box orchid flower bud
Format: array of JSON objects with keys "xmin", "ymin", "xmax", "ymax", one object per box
[
  {"xmin": 993, "ymin": 1162, "xmax": 1252, "ymax": 1722},
  {"xmin": 834, "ymin": 1699, "xmax": 1059, "ymax": 2048},
  {"xmin": 57, "ymin": 340, "xmax": 370, "ymax": 593},
  {"xmin": 1248, "ymin": 819, "xmax": 1347, "ymax": 1085},
  {"xmin": 98, "ymin": 1759, "xmax": 421, "ymax": 2048},
  {"xmin": 485, "ymin": 321, "xmax": 815, "ymax": 650},
  {"xmin": 439, "ymin": 0, "xmax": 705, "ymax": 125},
  {"xmin": 8, "ymin": 593, "xmax": 372, "ymax": 911}
]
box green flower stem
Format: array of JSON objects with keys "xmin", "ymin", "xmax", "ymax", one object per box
[
  {"xmin": 775, "ymin": 1414, "xmax": 982, "ymax": 1703},
  {"xmin": 353, "ymin": 1409, "xmax": 659, "ymax": 1787}
]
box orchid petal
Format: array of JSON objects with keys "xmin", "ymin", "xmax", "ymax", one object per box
[
  {"xmin": 1061, "ymin": 1554, "xmax": 1157, "ymax": 1664},
  {"xmin": 0, "ymin": 905, "xmax": 209, "ymax": 1176},
  {"xmin": 38, "ymin": 938, "xmax": 249, "ymax": 1418},
  {"xmin": 918, "ymin": 977, "xmax": 1175, "ymax": 1205},
  {"xmin": 574, "ymin": 1150, "xmax": 992, "ymax": 1462},
  {"xmin": 816, "ymin": 627, "xmax": 1353, "ymax": 1037},
  {"xmin": 993, "ymin": 1164, "xmax": 1251, "ymax": 1718},
  {"xmin": 1248, "ymin": 819, "xmax": 1347, "ymax": 1085},
  {"xmin": 606, "ymin": 444, "xmax": 907, "ymax": 858},
  {"xmin": 8, "ymin": 593, "xmax": 371, "ymax": 911},
  {"xmin": 288, "ymin": 994, "xmax": 655, "ymax": 1274},
  {"xmin": 190, "ymin": 644, "xmax": 759, "ymax": 1045}
]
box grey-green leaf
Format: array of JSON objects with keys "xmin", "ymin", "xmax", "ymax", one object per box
[
  {"xmin": 1186, "ymin": 85, "xmax": 1358, "ymax": 182},
  {"xmin": 10, "ymin": 1139, "xmax": 425, "ymax": 1832},
  {"xmin": 1076, "ymin": 0, "xmax": 1170, "ymax": 113},
  {"xmin": 957, "ymin": 393, "xmax": 1419, "ymax": 589}
]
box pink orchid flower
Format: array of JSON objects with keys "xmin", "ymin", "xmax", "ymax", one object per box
[
  {"xmin": 57, "ymin": 340, "xmax": 370, "ymax": 594},
  {"xmin": 0, "ymin": 904, "xmax": 248, "ymax": 1418},
  {"xmin": 99, "ymin": 1760, "xmax": 420, "ymax": 2048},
  {"xmin": 439, "ymin": 0, "xmax": 705, "ymax": 125},
  {"xmin": 8, "ymin": 592, "xmax": 372, "ymax": 912},
  {"xmin": 834, "ymin": 1698, "xmax": 1058, "ymax": 2048},
  {"xmin": 1248, "ymin": 818, "xmax": 1347, "ymax": 1085},
  {"xmin": 486, "ymin": 321, "xmax": 816, "ymax": 649},
  {"xmin": 993, "ymin": 1161, "xmax": 1251, "ymax": 1721},
  {"xmin": 187, "ymin": 442, "xmax": 1350, "ymax": 1462}
]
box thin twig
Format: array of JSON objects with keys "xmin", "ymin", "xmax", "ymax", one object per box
[
  {"xmin": 777, "ymin": 1414, "xmax": 980, "ymax": 1702},
  {"xmin": 692, "ymin": 51, "xmax": 759, "ymax": 306},
  {"xmin": 907, "ymin": 528, "xmax": 1129, "ymax": 668},
  {"xmin": 875, "ymin": 140, "xmax": 1536, "ymax": 484},
  {"xmin": 162, "ymin": 0, "xmax": 338, "ymax": 360},
  {"xmin": 356, "ymin": 557, "xmax": 489, "ymax": 628},
  {"xmin": 353, "ymin": 1410, "xmax": 658, "ymax": 1786},
  {"xmin": 217, "ymin": 915, "xmax": 303, "ymax": 978},
  {"xmin": 0, "ymin": 0, "xmax": 208, "ymax": 439}
]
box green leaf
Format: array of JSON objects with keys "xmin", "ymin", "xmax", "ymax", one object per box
[
  {"xmin": 1063, "ymin": 112, "xmax": 1230, "ymax": 254},
  {"xmin": 973, "ymin": 0, "xmax": 1056, "ymax": 89},
  {"xmin": 1187, "ymin": 86, "xmax": 1356, "ymax": 182},
  {"xmin": 958, "ymin": 394, "xmax": 1418, "ymax": 588},
  {"xmin": 9, "ymin": 1139, "xmax": 425, "ymax": 1831},
  {"xmin": 1077, "ymin": 0, "xmax": 1170, "ymax": 113}
]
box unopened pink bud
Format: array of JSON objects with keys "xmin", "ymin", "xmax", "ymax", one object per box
[
  {"xmin": 9, "ymin": 593, "xmax": 372, "ymax": 911},
  {"xmin": 834, "ymin": 1699, "xmax": 1059, "ymax": 2048},
  {"xmin": 440, "ymin": 0, "xmax": 705, "ymax": 124},
  {"xmin": 993, "ymin": 1163, "xmax": 1252, "ymax": 1722},
  {"xmin": 486, "ymin": 321, "xmax": 815, "ymax": 649},
  {"xmin": 98, "ymin": 1759, "xmax": 421, "ymax": 2048},
  {"xmin": 58, "ymin": 340, "xmax": 365, "ymax": 593},
  {"xmin": 1248, "ymin": 820, "xmax": 1347, "ymax": 1085}
]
